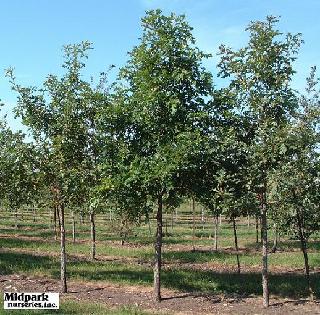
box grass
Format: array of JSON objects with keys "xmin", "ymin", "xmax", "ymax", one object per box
[
  {"xmin": 0, "ymin": 206, "xmax": 320, "ymax": 313},
  {"xmin": 1, "ymin": 234, "xmax": 319, "ymax": 270},
  {"xmin": 1, "ymin": 250, "xmax": 319, "ymax": 299},
  {"xmin": 0, "ymin": 299, "xmax": 156, "ymax": 315}
]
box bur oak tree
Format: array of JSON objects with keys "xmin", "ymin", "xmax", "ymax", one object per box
[
  {"xmin": 118, "ymin": 9, "xmax": 213, "ymax": 302},
  {"xmin": 269, "ymin": 67, "xmax": 320, "ymax": 300},
  {"xmin": 218, "ymin": 16, "xmax": 302, "ymax": 307},
  {"xmin": 7, "ymin": 41, "xmax": 104, "ymax": 292}
]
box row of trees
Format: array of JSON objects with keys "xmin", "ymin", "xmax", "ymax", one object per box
[{"xmin": 1, "ymin": 10, "xmax": 319, "ymax": 307}]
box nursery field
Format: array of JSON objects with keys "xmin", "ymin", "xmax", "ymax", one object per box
[
  {"xmin": 0, "ymin": 205, "xmax": 319, "ymax": 314},
  {"xmin": 1, "ymin": 5, "xmax": 319, "ymax": 314}
]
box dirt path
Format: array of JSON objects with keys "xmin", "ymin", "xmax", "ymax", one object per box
[{"xmin": 0, "ymin": 274, "xmax": 319, "ymax": 314}]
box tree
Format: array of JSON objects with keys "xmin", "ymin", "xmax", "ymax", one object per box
[
  {"xmin": 6, "ymin": 41, "xmax": 105, "ymax": 292},
  {"xmin": 269, "ymin": 67, "xmax": 320, "ymax": 300},
  {"xmin": 218, "ymin": 16, "xmax": 302, "ymax": 307},
  {"xmin": 0, "ymin": 119, "xmax": 38, "ymax": 228},
  {"xmin": 117, "ymin": 9, "xmax": 213, "ymax": 302}
]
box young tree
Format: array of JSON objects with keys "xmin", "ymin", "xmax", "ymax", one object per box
[
  {"xmin": 0, "ymin": 119, "xmax": 38, "ymax": 227},
  {"xmin": 218, "ymin": 16, "xmax": 303, "ymax": 306},
  {"xmin": 117, "ymin": 9, "xmax": 213, "ymax": 301},
  {"xmin": 269, "ymin": 67, "xmax": 320, "ymax": 300},
  {"xmin": 7, "ymin": 41, "xmax": 105, "ymax": 292}
]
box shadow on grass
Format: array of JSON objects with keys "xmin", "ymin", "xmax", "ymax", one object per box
[
  {"xmin": 0, "ymin": 222, "xmax": 50, "ymax": 230},
  {"xmin": 0, "ymin": 228, "xmax": 55, "ymax": 239},
  {"xmin": 163, "ymin": 249, "xmax": 250, "ymax": 264},
  {"xmin": 278, "ymin": 240, "xmax": 320, "ymax": 252},
  {"xmin": 0, "ymin": 251, "xmax": 58, "ymax": 276},
  {"xmin": 0, "ymin": 236, "xmax": 58, "ymax": 249},
  {"xmin": 247, "ymin": 240, "xmax": 320, "ymax": 252},
  {"xmin": 163, "ymin": 269, "xmax": 320, "ymax": 299},
  {"xmin": 162, "ymin": 237, "xmax": 212, "ymax": 245},
  {"xmin": 0, "ymin": 251, "xmax": 319, "ymax": 300}
]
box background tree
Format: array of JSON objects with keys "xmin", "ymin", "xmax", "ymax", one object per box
[
  {"xmin": 269, "ymin": 67, "xmax": 320, "ymax": 300},
  {"xmin": 217, "ymin": 16, "xmax": 303, "ymax": 307},
  {"xmin": 7, "ymin": 41, "xmax": 105, "ymax": 292},
  {"xmin": 0, "ymin": 119, "xmax": 38, "ymax": 228}
]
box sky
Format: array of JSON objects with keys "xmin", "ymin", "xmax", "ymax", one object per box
[{"xmin": 0, "ymin": 0, "xmax": 319, "ymax": 131}]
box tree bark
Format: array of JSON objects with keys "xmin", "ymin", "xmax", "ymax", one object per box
[
  {"xmin": 59, "ymin": 201, "xmax": 67, "ymax": 293},
  {"xmin": 297, "ymin": 212, "xmax": 314, "ymax": 301},
  {"xmin": 213, "ymin": 214, "xmax": 218, "ymax": 251},
  {"xmin": 255, "ymin": 215, "xmax": 259, "ymax": 244},
  {"xmin": 154, "ymin": 194, "xmax": 163, "ymax": 302},
  {"xmin": 192, "ymin": 197, "xmax": 196, "ymax": 251},
  {"xmin": 261, "ymin": 192, "xmax": 269, "ymax": 307},
  {"xmin": 201, "ymin": 208, "xmax": 205, "ymax": 231},
  {"xmin": 14, "ymin": 209, "xmax": 18, "ymax": 229},
  {"xmin": 232, "ymin": 217, "xmax": 241, "ymax": 274},
  {"xmin": 90, "ymin": 211, "xmax": 96, "ymax": 260},
  {"xmin": 260, "ymin": 216, "xmax": 263, "ymax": 244},
  {"xmin": 53, "ymin": 205, "xmax": 57, "ymax": 240},
  {"xmin": 271, "ymin": 223, "xmax": 278, "ymax": 253},
  {"xmin": 56, "ymin": 205, "xmax": 61, "ymax": 241},
  {"xmin": 49, "ymin": 207, "xmax": 53, "ymax": 229},
  {"xmin": 80, "ymin": 211, "xmax": 84, "ymax": 225},
  {"xmin": 72, "ymin": 211, "xmax": 76, "ymax": 244},
  {"xmin": 165, "ymin": 207, "xmax": 168, "ymax": 236},
  {"xmin": 33, "ymin": 207, "xmax": 36, "ymax": 223},
  {"xmin": 171, "ymin": 210, "xmax": 174, "ymax": 231}
]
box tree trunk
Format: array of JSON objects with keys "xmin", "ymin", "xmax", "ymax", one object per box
[
  {"xmin": 80, "ymin": 211, "xmax": 84, "ymax": 225},
  {"xmin": 213, "ymin": 214, "xmax": 218, "ymax": 251},
  {"xmin": 49, "ymin": 207, "xmax": 53, "ymax": 230},
  {"xmin": 148, "ymin": 217, "xmax": 152, "ymax": 236},
  {"xmin": 201, "ymin": 208, "xmax": 205, "ymax": 231},
  {"xmin": 232, "ymin": 217, "xmax": 240, "ymax": 274},
  {"xmin": 72, "ymin": 211, "xmax": 76, "ymax": 244},
  {"xmin": 247, "ymin": 212, "xmax": 250, "ymax": 228},
  {"xmin": 14, "ymin": 209, "xmax": 18, "ymax": 229},
  {"xmin": 171, "ymin": 210, "xmax": 174, "ymax": 231},
  {"xmin": 165, "ymin": 207, "xmax": 168, "ymax": 236},
  {"xmin": 49, "ymin": 207, "xmax": 52, "ymax": 229},
  {"xmin": 59, "ymin": 202, "xmax": 67, "ymax": 293},
  {"xmin": 261, "ymin": 192, "xmax": 269, "ymax": 307},
  {"xmin": 192, "ymin": 197, "xmax": 196, "ymax": 251},
  {"xmin": 271, "ymin": 223, "xmax": 278, "ymax": 253},
  {"xmin": 154, "ymin": 194, "xmax": 163, "ymax": 302},
  {"xmin": 33, "ymin": 207, "xmax": 36, "ymax": 223},
  {"xmin": 260, "ymin": 216, "xmax": 263, "ymax": 245},
  {"xmin": 90, "ymin": 211, "xmax": 96, "ymax": 260},
  {"xmin": 56, "ymin": 205, "xmax": 61, "ymax": 241},
  {"xmin": 297, "ymin": 213, "xmax": 314, "ymax": 300},
  {"xmin": 255, "ymin": 215, "xmax": 259, "ymax": 244},
  {"xmin": 53, "ymin": 205, "xmax": 57, "ymax": 240}
]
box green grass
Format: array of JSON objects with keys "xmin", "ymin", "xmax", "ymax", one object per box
[
  {"xmin": 2, "ymin": 229, "xmax": 319, "ymax": 270},
  {"xmin": 1, "ymin": 207, "xmax": 320, "ymax": 306},
  {"xmin": 0, "ymin": 236, "xmax": 153, "ymax": 260},
  {"xmin": 1, "ymin": 251, "xmax": 319, "ymax": 299}
]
